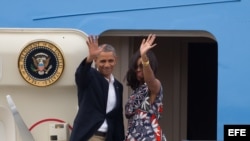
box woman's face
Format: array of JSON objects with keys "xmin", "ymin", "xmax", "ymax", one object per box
[{"xmin": 136, "ymin": 57, "xmax": 144, "ymax": 82}]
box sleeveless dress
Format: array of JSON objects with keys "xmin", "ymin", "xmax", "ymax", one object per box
[{"xmin": 125, "ymin": 83, "xmax": 166, "ymax": 141}]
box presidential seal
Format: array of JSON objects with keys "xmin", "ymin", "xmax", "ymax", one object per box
[{"xmin": 18, "ymin": 40, "xmax": 64, "ymax": 87}]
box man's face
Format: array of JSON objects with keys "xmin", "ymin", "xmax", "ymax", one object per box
[{"xmin": 95, "ymin": 52, "xmax": 116, "ymax": 78}]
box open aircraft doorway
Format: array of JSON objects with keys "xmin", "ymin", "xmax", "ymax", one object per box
[{"xmin": 99, "ymin": 30, "xmax": 218, "ymax": 141}]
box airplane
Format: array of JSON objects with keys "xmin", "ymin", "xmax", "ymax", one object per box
[{"xmin": 1, "ymin": 0, "xmax": 250, "ymax": 141}]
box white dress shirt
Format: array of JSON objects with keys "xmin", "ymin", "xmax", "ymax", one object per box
[{"xmin": 98, "ymin": 74, "xmax": 116, "ymax": 132}]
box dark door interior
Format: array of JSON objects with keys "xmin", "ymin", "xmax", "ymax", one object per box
[{"xmin": 187, "ymin": 42, "xmax": 218, "ymax": 140}]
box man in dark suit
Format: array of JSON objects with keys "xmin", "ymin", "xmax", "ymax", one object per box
[{"xmin": 70, "ymin": 35, "xmax": 125, "ymax": 141}]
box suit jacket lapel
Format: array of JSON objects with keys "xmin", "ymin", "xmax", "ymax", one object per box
[{"xmin": 113, "ymin": 81, "xmax": 120, "ymax": 108}]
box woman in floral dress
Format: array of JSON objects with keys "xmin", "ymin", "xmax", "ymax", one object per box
[{"xmin": 124, "ymin": 34, "xmax": 166, "ymax": 141}]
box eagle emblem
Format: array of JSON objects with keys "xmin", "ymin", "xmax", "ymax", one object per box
[
  {"xmin": 18, "ymin": 40, "xmax": 64, "ymax": 87},
  {"xmin": 31, "ymin": 52, "xmax": 52, "ymax": 75}
]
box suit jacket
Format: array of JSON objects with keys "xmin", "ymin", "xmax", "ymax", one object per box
[{"xmin": 70, "ymin": 58, "xmax": 125, "ymax": 141}]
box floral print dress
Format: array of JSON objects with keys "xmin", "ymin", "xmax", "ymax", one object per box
[{"xmin": 125, "ymin": 83, "xmax": 166, "ymax": 141}]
